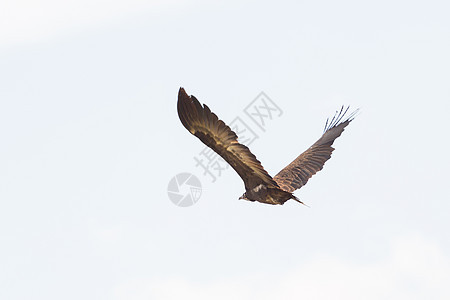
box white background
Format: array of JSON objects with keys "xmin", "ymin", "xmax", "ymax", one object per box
[{"xmin": 1, "ymin": 0, "xmax": 449, "ymax": 299}]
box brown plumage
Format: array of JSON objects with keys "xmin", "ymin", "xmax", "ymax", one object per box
[{"xmin": 177, "ymin": 88, "xmax": 357, "ymax": 205}]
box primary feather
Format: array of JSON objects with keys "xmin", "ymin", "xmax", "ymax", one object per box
[{"xmin": 273, "ymin": 106, "xmax": 358, "ymax": 193}]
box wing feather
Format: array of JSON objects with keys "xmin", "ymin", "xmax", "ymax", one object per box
[
  {"xmin": 273, "ymin": 107, "xmax": 357, "ymax": 192},
  {"xmin": 177, "ymin": 88, "xmax": 278, "ymax": 189}
]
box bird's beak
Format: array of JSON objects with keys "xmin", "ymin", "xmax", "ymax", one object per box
[{"xmin": 238, "ymin": 196, "xmax": 244, "ymax": 200}]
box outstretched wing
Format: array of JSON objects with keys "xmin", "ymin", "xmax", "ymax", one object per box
[
  {"xmin": 177, "ymin": 88, "xmax": 278, "ymax": 190},
  {"xmin": 273, "ymin": 106, "xmax": 357, "ymax": 193}
]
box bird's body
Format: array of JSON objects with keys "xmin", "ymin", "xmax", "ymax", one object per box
[
  {"xmin": 241, "ymin": 184, "xmax": 296, "ymax": 205},
  {"xmin": 177, "ymin": 88, "xmax": 356, "ymax": 205}
]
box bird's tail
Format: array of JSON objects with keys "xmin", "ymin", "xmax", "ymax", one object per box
[
  {"xmin": 291, "ymin": 195, "xmax": 309, "ymax": 207},
  {"xmin": 268, "ymin": 188, "xmax": 308, "ymax": 206}
]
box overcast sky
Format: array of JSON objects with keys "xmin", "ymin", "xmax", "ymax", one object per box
[{"xmin": 1, "ymin": 0, "xmax": 449, "ymax": 299}]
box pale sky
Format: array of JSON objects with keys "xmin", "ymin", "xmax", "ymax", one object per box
[{"xmin": 1, "ymin": 0, "xmax": 449, "ymax": 299}]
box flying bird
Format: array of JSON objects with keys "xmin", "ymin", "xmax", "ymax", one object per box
[{"xmin": 177, "ymin": 88, "xmax": 357, "ymax": 205}]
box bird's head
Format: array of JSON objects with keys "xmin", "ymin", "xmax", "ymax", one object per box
[{"xmin": 239, "ymin": 193, "xmax": 248, "ymax": 201}]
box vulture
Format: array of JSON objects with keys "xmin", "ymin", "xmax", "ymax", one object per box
[{"xmin": 177, "ymin": 88, "xmax": 357, "ymax": 205}]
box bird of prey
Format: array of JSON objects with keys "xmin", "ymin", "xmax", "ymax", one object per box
[{"xmin": 177, "ymin": 88, "xmax": 357, "ymax": 205}]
